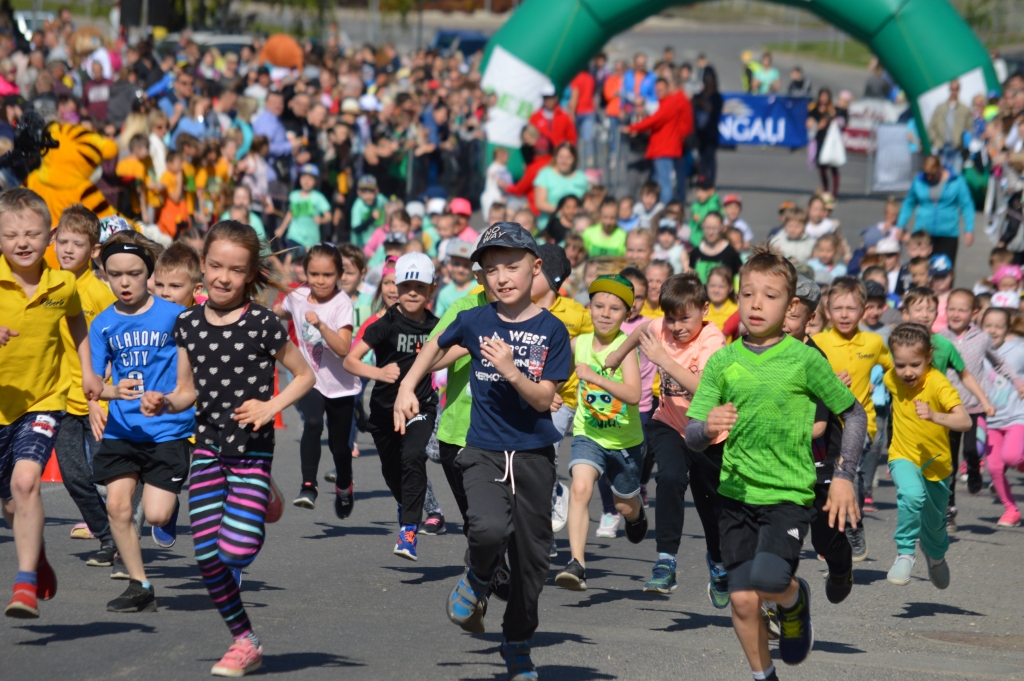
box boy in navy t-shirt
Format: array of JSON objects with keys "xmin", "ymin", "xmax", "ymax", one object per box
[
  {"xmin": 394, "ymin": 222, "xmax": 571, "ymax": 679},
  {"xmin": 90, "ymin": 235, "xmax": 195, "ymax": 614}
]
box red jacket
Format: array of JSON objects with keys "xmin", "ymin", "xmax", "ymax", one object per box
[
  {"xmin": 529, "ymin": 106, "xmax": 577, "ymax": 149},
  {"xmin": 627, "ymin": 91, "xmax": 694, "ymax": 160},
  {"xmin": 507, "ymin": 154, "xmax": 552, "ymax": 216}
]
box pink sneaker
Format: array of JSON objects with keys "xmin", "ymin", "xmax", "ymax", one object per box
[
  {"xmin": 211, "ymin": 638, "xmax": 263, "ymax": 677},
  {"xmin": 997, "ymin": 509, "xmax": 1021, "ymax": 527},
  {"xmin": 69, "ymin": 523, "xmax": 94, "ymax": 539}
]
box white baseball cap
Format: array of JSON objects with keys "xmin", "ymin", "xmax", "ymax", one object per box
[
  {"xmin": 395, "ymin": 252, "xmax": 435, "ymax": 286},
  {"xmin": 426, "ymin": 197, "xmax": 447, "ymax": 214},
  {"xmin": 405, "ymin": 200, "xmax": 425, "ymax": 218},
  {"xmin": 874, "ymin": 238, "xmax": 901, "ymax": 255}
]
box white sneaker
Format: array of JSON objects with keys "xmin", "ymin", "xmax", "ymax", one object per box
[
  {"xmin": 552, "ymin": 482, "xmax": 569, "ymax": 533},
  {"xmin": 595, "ymin": 513, "xmax": 621, "ymax": 538}
]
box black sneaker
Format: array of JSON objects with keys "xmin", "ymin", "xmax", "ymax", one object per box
[
  {"xmin": 106, "ymin": 579, "xmax": 157, "ymax": 612},
  {"xmin": 624, "ymin": 506, "xmax": 648, "ymax": 544},
  {"xmin": 87, "ymin": 543, "xmax": 117, "ymax": 567},
  {"xmin": 334, "ymin": 482, "xmax": 354, "ymax": 519},
  {"xmin": 554, "ymin": 558, "xmax": 587, "ymax": 591},
  {"xmin": 967, "ymin": 471, "xmax": 983, "ymax": 495},
  {"xmin": 777, "ymin": 578, "xmax": 813, "ymax": 665},
  {"xmin": 489, "ymin": 559, "xmax": 511, "ymax": 602},
  {"xmin": 293, "ymin": 482, "xmax": 317, "ymax": 509},
  {"xmin": 825, "ymin": 569, "xmax": 853, "ymax": 604},
  {"xmin": 946, "ymin": 506, "xmax": 958, "ymax": 533},
  {"xmin": 846, "ymin": 525, "xmax": 867, "ymax": 562},
  {"xmin": 110, "ymin": 553, "xmax": 129, "ymax": 580}
]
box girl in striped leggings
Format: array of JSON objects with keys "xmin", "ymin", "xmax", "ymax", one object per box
[{"xmin": 142, "ymin": 221, "xmax": 314, "ymax": 677}]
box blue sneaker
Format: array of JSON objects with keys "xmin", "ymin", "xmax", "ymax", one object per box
[
  {"xmin": 706, "ymin": 552, "xmax": 730, "ymax": 609},
  {"xmin": 152, "ymin": 500, "xmax": 179, "ymax": 548},
  {"xmin": 501, "ymin": 640, "xmax": 538, "ymax": 680},
  {"xmin": 230, "ymin": 568, "xmax": 242, "ymax": 589},
  {"xmin": 447, "ymin": 568, "xmax": 489, "ymax": 633},
  {"xmin": 643, "ymin": 558, "xmax": 677, "ymax": 594},
  {"xmin": 777, "ymin": 577, "xmax": 813, "ymax": 665},
  {"xmin": 394, "ymin": 524, "xmax": 418, "ymax": 561}
]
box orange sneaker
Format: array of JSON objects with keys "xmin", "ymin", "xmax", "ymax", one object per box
[
  {"xmin": 37, "ymin": 547, "xmax": 57, "ymax": 600},
  {"xmin": 5, "ymin": 583, "xmax": 39, "ymax": 619},
  {"xmin": 211, "ymin": 638, "xmax": 263, "ymax": 677},
  {"xmin": 266, "ymin": 476, "xmax": 284, "ymax": 524}
]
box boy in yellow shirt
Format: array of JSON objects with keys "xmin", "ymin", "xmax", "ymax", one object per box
[
  {"xmin": 0, "ymin": 189, "xmax": 100, "ymax": 619},
  {"xmin": 883, "ymin": 324, "xmax": 970, "ymax": 589},
  {"xmin": 53, "ymin": 205, "xmax": 119, "ymax": 567},
  {"xmin": 812, "ymin": 276, "xmax": 893, "ymax": 561}
]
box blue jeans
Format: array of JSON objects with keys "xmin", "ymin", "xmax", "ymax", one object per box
[
  {"xmin": 607, "ymin": 116, "xmax": 621, "ymax": 165},
  {"xmin": 676, "ymin": 152, "xmax": 692, "ymax": 204},
  {"xmin": 652, "ymin": 156, "xmax": 676, "ymax": 205},
  {"xmin": 577, "ymin": 113, "xmax": 596, "ymax": 169}
]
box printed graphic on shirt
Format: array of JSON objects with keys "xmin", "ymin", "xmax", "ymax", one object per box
[
  {"xmin": 475, "ymin": 330, "xmax": 549, "ymax": 382},
  {"xmin": 300, "ymin": 319, "xmax": 325, "ymax": 371},
  {"xmin": 30, "ymin": 414, "xmax": 58, "ymax": 438},
  {"xmin": 103, "ymin": 327, "xmax": 173, "ymax": 370},
  {"xmin": 579, "ymin": 379, "xmax": 626, "ymax": 429}
]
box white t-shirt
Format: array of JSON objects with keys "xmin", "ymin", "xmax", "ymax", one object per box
[
  {"xmin": 805, "ymin": 217, "xmax": 837, "ymax": 239},
  {"xmin": 281, "ymin": 287, "xmax": 360, "ymax": 398}
]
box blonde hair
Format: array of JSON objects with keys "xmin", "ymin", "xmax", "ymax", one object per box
[
  {"xmin": 156, "ymin": 241, "xmax": 202, "ymax": 285},
  {"xmin": 0, "ymin": 187, "xmax": 52, "ymax": 228},
  {"xmin": 56, "ymin": 204, "xmax": 100, "ymax": 245}
]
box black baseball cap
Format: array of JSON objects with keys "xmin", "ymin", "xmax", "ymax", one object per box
[
  {"xmin": 537, "ymin": 243, "xmax": 571, "ymax": 293},
  {"xmin": 864, "ymin": 280, "xmax": 887, "ymax": 301},
  {"xmin": 471, "ymin": 221, "xmax": 540, "ymax": 263}
]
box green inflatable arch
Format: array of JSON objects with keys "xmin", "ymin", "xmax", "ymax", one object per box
[{"xmin": 480, "ymin": 0, "xmax": 997, "ymax": 153}]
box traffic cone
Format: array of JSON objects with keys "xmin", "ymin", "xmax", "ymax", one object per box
[
  {"xmin": 273, "ymin": 368, "xmax": 286, "ymax": 430},
  {"xmin": 42, "ymin": 451, "xmax": 63, "ymax": 483}
]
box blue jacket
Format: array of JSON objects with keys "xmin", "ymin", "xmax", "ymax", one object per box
[
  {"xmin": 897, "ymin": 171, "xmax": 975, "ymax": 239},
  {"xmin": 620, "ymin": 69, "xmax": 657, "ymax": 113}
]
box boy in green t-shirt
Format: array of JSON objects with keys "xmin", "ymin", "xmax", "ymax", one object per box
[
  {"xmin": 554, "ymin": 275, "xmax": 647, "ymax": 592},
  {"xmin": 275, "ymin": 164, "xmax": 331, "ymax": 255},
  {"xmin": 688, "ymin": 175, "xmax": 722, "ymax": 247},
  {"xmin": 582, "ymin": 198, "xmax": 627, "ymax": 258},
  {"xmin": 685, "ymin": 247, "xmax": 865, "ymax": 677}
]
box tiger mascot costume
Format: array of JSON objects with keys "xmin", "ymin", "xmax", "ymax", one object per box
[{"xmin": 26, "ymin": 121, "xmax": 119, "ymax": 224}]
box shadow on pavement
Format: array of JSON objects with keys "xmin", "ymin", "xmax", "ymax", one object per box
[
  {"xmin": 261, "ymin": 651, "xmax": 365, "ymax": 671},
  {"xmin": 894, "ymin": 602, "xmax": 985, "ymax": 619},
  {"xmin": 956, "ymin": 522, "xmax": 998, "ymax": 535},
  {"xmin": 158, "ymin": 592, "xmax": 267, "ymax": 612},
  {"xmin": 302, "ymin": 522, "xmax": 391, "ymax": 540},
  {"xmin": 852, "ymin": 568, "xmax": 889, "ymax": 585},
  {"xmin": 649, "ymin": 610, "xmax": 733, "ymax": 632},
  {"xmin": 16, "ymin": 621, "xmax": 156, "ymax": 646},
  {"xmin": 383, "ymin": 563, "xmax": 465, "ymax": 585},
  {"xmin": 561, "ymin": 588, "xmax": 668, "ymax": 609},
  {"xmin": 813, "ymin": 640, "xmax": 866, "ymax": 654},
  {"xmin": 455, "ymin": 666, "xmax": 616, "ymax": 681}
]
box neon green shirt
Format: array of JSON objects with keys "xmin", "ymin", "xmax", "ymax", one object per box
[
  {"xmin": 581, "ymin": 224, "xmax": 627, "ymax": 258},
  {"xmin": 430, "ymin": 289, "xmax": 488, "ymax": 447},
  {"xmin": 572, "ymin": 332, "xmax": 643, "ymax": 449}
]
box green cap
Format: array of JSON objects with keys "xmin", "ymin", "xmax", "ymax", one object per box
[{"xmin": 589, "ymin": 274, "xmax": 635, "ymax": 308}]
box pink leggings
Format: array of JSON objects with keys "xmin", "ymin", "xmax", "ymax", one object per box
[{"xmin": 985, "ymin": 425, "xmax": 1024, "ymax": 512}]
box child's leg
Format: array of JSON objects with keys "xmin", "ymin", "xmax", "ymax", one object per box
[
  {"xmin": 986, "ymin": 427, "xmax": 1014, "ymax": 512},
  {"xmin": 862, "ymin": 408, "xmax": 888, "ymax": 499},
  {"xmin": 948, "ymin": 430, "xmax": 962, "ymax": 508},
  {"xmin": 437, "ymin": 441, "xmax": 469, "ymax": 526},
  {"xmin": 596, "ymin": 476, "xmax": 617, "ymax": 515},
  {"xmin": 54, "ymin": 415, "xmax": 112, "ymax": 543},
  {"xmin": 324, "ymin": 395, "xmax": 356, "ymax": 490},
  {"xmin": 503, "ymin": 447, "xmax": 557, "ymax": 643},
  {"xmin": 371, "ymin": 425, "xmax": 404, "ymax": 506},
  {"xmin": 398, "ymin": 413, "xmax": 435, "ymax": 526},
  {"xmin": 567, "ymin": 460, "xmax": 599, "ymax": 563},
  {"xmin": 686, "ymin": 443, "xmax": 724, "ymax": 563},
  {"xmin": 962, "ymin": 413, "xmax": 982, "ymax": 487},
  {"xmin": 217, "ymin": 454, "xmax": 273, "ymax": 569},
  {"xmin": 106, "ymin": 474, "xmax": 145, "ymax": 581},
  {"xmin": 730, "ymin": 589, "xmax": 773, "ymax": 672},
  {"xmin": 810, "ymin": 482, "xmax": 852, "ymax": 576},
  {"xmin": 918, "ymin": 477, "xmax": 951, "ymax": 562},
  {"xmin": 459, "ymin": 447, "xmax": 517, "ymax": 581},
  {"xmin": 647, "ymin": 420, "xmax": 689, "ymax": 556},
  {"xmin": 297, "ymin": 389, "xmax": 326, "ymax": 487},
  {"xmin": 889, "ymin": 459, "xmax": 928, "ymax": 555}
]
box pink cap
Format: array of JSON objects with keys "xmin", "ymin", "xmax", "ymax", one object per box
[
  {"xmin": 993, "ymin": 264, "xmax": 1022, "ymax": 284},
  {"xmin": 449, "ymin": 197, "xmax": 472, "ymax": 216},
  {"xmin": 382, "ymin": 255, "xmax": 398, "ymax": 277}
]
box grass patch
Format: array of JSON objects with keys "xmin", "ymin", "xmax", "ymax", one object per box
[{"xmin": 764, "ymin": 39, "xmax": 875, "ymax": 68}]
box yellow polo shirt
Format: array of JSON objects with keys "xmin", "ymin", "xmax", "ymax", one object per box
[
  {"xmin": 546, "ymin": 296, "xmax": 593, "ymax": 410},
  {"xmin": 0, "ymin": 256, "xmax": 82, "ymax": 425},
  {"xmin": 812, "ymin": 327, "xmax": 893, "ymax": 439},
  {"xmin": 641, "ymin": 301, "xmax": 665, "ymax": 398},
  {"xmin": 59, "ymin": 268, "xmax": 117, "ymax": 416},
  {"xmin": 884, "ymin": 367, "xmax": 961, "ymax": 481}
]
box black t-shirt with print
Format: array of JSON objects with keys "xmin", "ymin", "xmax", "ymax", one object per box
[
  {"xmin": 173, "ymin": 303, "xmax": 289, "ymax": 457},
  {"xmin": 691, "ymin": 243, "xmax": 743, "ymax": 283},
  {"xmin": 362, "ymin": 304, "xmax": 439, "ymax": 424}
]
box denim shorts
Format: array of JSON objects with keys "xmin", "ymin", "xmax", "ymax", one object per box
[
  {"xmin": 569, "ymin": 435, "xmax": 643, "ymax": 498},
  {"xmin": 0, "ymin": 411, "xmax": 62, "ymax": 499}
]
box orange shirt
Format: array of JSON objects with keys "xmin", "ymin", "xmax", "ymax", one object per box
[
  {"xmin": 157, "ymin": 170, "xmax": 190, "ymax": 239},
  {"xmin": 650, "ymin": 319, "xmax": 726, "ymax": 441}
]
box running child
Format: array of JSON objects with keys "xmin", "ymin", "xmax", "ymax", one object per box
[
  {"xmin": 51, "ymin": 205, "xmax": 119, "ymax": 567},
  {"xmin": 604, "ymin": 273, "xmax": 730, "ymax": 603},
  {"xmin": 1, "ymin": 189, "xmax": 98, "ymax": 619},
  {"xmin": 686, "ymin": 246, "xmax": 865, "ymax": 676},
  {"xmin": 883, "ymin": 323, "xmax": 970, "ymax": 588},
  {"xmin": 705, "ymin": 265, "xmax": 739, "ymax": 342},
  {"xmin": 141, "ymin": 220, "xmax": 315, "ymax": 676},
  {"xmin": 555, "ymin": 274, "xmax": 648, "ymax": 591},
  {"xmin": 981, "ymin": 308, "xmax": 1024, "ymax": 527},
  {"xmin": 89, "ymin": 232, "xmax": 196, "ymax": 613},
  {"xmin": 343, "ymin": 252, "xmax": 438, "ymax": 560},
  {"xmin": 396, "ymin": 222, "xmax": 571, "ymax": 679},
  {"xmin": 275, "ymin": 244, "xmax": 358, "ymax": 513}
]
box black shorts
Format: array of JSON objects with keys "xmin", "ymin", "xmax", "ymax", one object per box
[
  {"xmin": 719, "ymin": 495, "xmax": 811, "ymax": 593},
  {"xmin": 92, "ymin": 438, "xmax": 192, "ymax": 494}
]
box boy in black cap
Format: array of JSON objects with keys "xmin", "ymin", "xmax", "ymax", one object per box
[{"xmin": 395, "ymin": 222, "xmax": 571, "ymax": 680}]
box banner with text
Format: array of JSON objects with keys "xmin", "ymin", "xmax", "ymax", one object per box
[{"xmin": 718, "ymin": 94, "xmax": 809, "ymax": 148}]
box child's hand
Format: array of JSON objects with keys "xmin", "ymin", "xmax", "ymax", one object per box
[
  {"xmin": 914, "ymin": 400, "xmax": 933, "ymax": 421},
  {"xmin": 232, "ymin": 399, "xmax": 278, "ymax": 430},
  {"xmin": 836, "ymin": 370, "xmax": 852, "ymax": 388},
  {"xmin": 638, "ymin": 330, "xmax": 670, "ymax": 368},
  {"xmin": 602, "ymin": 348, "xmax": 625, "ymax": 371},
  {"xmin": 140, "ymin": 391, "xmax": 167, "ymax": 417},
  {"xmin": 88, "ymin": 401, "xmax": 107, "ymax": 441},
  {"xmin": 377, "ymin": 363, "xmax": 401, "ymax": 384},
  {"xmin": 480, "ymin": 336, "xmax": 517, "ymax": 380},
  {"xmin": 393, "ymin": 385, "xmax": 420, "ymax": 434},
  {"xmin": 549, "ymin": 393, "xmax": 564, "ymax": 412},
  {"xmin": 574, "ymin": 362, "xmax": 600, "ymax": 384},
  {"xmin": 705, "ymin": 403, "xmax": 738, "ymax": 439},
  {"xmin": 983, "ymin": 399, "xmax": 998, "ymax": 417},
  {"xmin": 113, "ymin": 378, "xmax": 144, "ymax": 400},
  {"xmin": 822, "ymin": 477, "xmax": 860, "ymax": 532},
  {"xmin": 371, "ymin": 209, "xmax": 380, "ymax": 220},
  {"xmin": 82, "ymin": 371, "xmax": 104, "ymax": 401},
  {"xmin": 0, "ymin": 327, "xmax": 19, "ymax": 346},
  {"xmin": 305, "ymin": 311, "xmax": 321, "ymax": 327}
]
